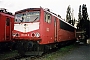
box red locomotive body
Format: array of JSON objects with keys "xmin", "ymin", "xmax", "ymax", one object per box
[
  {"xmin": 0, "ymin": 8, "xmax": 14, "ymax": 50},
  {"xmin": 13, "ymin": 7, "xmax": 76, "ymax": 55}
]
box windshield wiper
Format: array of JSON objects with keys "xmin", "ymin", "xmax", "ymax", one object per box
[
  {"xmin": 32, "ymin": 17, "xmax": 38, "ymax": 22},
  {"xmin": 20, "ymin": 17, "xmax": 24, "ymax": 22}
]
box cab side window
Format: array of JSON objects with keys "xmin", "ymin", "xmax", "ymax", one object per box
[
  {"xmin": 45, "ymin": 12, "xmax": 51, "ymax": 23},
  {"xmin": 6, "ymin": 18, "xmax": 10, "ymax": 26}
]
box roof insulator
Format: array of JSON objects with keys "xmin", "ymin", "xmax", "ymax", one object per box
[
  {"xmin": 0, "ymin": 8, "xmax": 7, "ymax": 13},
  {"xmin": 44, "ymin": 8, "xmax": 50, "ymax": 12}
]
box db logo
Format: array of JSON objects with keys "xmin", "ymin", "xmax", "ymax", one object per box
[{"xmin": 46, "ymin": 28, "xmax": 49, "ymax": 31}]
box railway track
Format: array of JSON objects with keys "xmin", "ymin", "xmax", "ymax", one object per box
[
  {"xmin": 0, "ymin": 50, "xmax": 40, "ymax": 60},
  {"xmin": 0, "ymin": 48, "xmax": 57, "ymax": 60},
  {"xmin": 0, "ymin": 44, "xmax": 77, "ymax": 60},
  {"xmin": 0, "ymin": 50, "xmax": 19, "ymax": 60}
]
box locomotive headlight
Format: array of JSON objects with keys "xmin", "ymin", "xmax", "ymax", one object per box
[
  {"xmin": 35, "ymin": 32, "xmax": 40, "ymax": 37},
  {"xmin": 16, "ymin": 33, "xmax": 19, "ymax": 36},
  {"xmin": 31, "ymin": 32, "xmax": 35, "ymax": 37},
  {"xmin": 12, "ymin": 33, "xmax": 19, "ymax": 37},
  {"xmin": 12, "ymin": 33, "xmax": 16, "ymax": 37}
]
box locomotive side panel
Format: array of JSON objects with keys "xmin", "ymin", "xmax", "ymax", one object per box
[
  {"xmin": 39, "ymin": 10, "xmax": 55, "ymax": 44},
  {"xmin": 9, "ymin": 15, "xmax": 14, "ymax": 40},
  {"xmin": 39, "ymin": 8, "xmax": 76, "ymax": 44},
  {"xmin": 0, "ymin": 10, "xmax": 14, "ymax": 51},
  {"xmin": 0, "ymin": 13, "xmax": 5, "ymax": 42},
  {"xmin": 57, "ymin": 19, "xmax": 76, "ymax": 42},
  {"xmin": 0, "ymin": 13, "xmax": 14, "ymax": 42}
]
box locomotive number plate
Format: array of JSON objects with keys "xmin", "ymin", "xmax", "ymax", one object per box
[{"xmin": 21, "ymin": 34, "xmax": 28, "ymax": 36}]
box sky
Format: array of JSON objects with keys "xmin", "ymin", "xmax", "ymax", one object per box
[{"xmin": 0, "ymin": 0, "xmax": 90, "ymax": 20}]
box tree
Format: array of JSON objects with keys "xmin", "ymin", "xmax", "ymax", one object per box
[
  {"xmin": 73, "ymin": 18, "xmax": 75, "ymax": 26},
  {"xmin": 66, "ymin": 5, "xmax": 71, "ymax": 23},
  {"xmin": 77, "ymin": 5, "xmax": 82, "ymax": 30},
  {"xmin": 77, "ymin": 4, "xmax": 90, "ymax": 39},
  {"xmin": 77, "ymin": 4, "xmax": 89, "ymax": 30},
  {"xmin": 66, "ymin": 5, "xmax": 75, "ymax": 26},
  {"xmin": 82, "ymin": 4, "xmax": 88, "ymax": 20},
  {"xmin": 78, "ymin": 5, "xmax": 82, "ymax": 21},
  {"xmin": 81, "ymin": 4, "xmax": 88, "ymax": 29}
]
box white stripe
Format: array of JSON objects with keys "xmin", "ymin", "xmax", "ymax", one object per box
[{"xmin": 14, "ymin": 22, "xmax": 39, "ymax": 32}]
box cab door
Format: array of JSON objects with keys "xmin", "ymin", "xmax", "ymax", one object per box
[
  {"xmin": 42, "ymin": 12, "xmax": 55, "ymax": 43},
  {"xmin": 54, "ymin": 17, "xmax": 58, "ymax": 42},
  {"xmin": 5, "ymin": 17, "xmax": 11, "ymax": 40}
]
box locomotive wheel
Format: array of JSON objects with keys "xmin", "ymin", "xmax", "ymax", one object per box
[
  {"xmin": 25, "ymin": 42, "xmax": 44, "ymax": 56},
  {"xmin": 17, "ymin": 42, "xmax": 25, "ymax": 56},
  {"xmin": 24, "ymin": 41, "xmax": 34, "ymax": 51},
  {"xmin": 35, "ymin": 44, "xmax": 44, "ymax": 56},
  {"xmin": 17, "ymin": 41, "xmax": 44, "ymax": 56}
]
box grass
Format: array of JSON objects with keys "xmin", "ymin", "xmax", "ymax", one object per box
[
  {"xmin": 0, "ymin": 50, "xmax": 18, "ymax": 60},
  {"xmin": 35, "ymin": 44, "xmax": 78, "ymax": 60}
]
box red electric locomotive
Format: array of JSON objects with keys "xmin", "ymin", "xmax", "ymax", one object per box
[
  {"xmin": 13, "ymin": 7, "xmax": 76, "ymax": 56},
  {"xmin": 0, "ymin": 8, "xmax": 14, "ymax": 51}
]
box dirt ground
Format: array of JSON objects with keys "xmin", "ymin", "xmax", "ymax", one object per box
[{"xmin": 56, "ymin": 44, "xmax": 90, "ymax": 60}]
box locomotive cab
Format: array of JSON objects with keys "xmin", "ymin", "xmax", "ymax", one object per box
[{"xmin": 13, "ymin": 8, "xmax": 41, "ymax": 40}]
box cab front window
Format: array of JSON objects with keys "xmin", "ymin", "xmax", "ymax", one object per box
[{"xmin": 15, "ymin": 11, "xmax": 40, "ymax": 23}]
